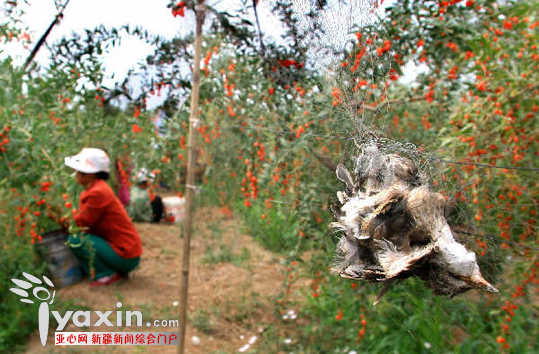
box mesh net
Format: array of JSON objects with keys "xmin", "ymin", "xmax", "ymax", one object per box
[{"xmin": 285, "ymin": 0, "xmax": 507, "ymax": 283}]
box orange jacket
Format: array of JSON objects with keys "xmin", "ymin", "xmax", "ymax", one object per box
[{"xmin": 74, "ymin": 179, "xmax": 142, "ymax": 258}]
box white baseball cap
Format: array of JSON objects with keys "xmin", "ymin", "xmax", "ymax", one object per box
[
  {"xmin": 136, "ymin": 168, "xmax": 155, "ymax": 183},
  {"xmin": 64, "ymin": 148, "xmax": 110, "ymax": 174}
]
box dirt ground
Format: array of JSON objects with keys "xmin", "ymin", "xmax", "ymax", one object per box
[{"xmin": 25, "ymin": 206, "xmax": 298, "ymax": 353}]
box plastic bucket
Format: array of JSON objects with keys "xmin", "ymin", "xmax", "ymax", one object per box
[
  {"xmin": 36, "ymin": 230, "xmax": 83, "ymax": 287},
  {"xmin": 162, "ymin": 196, "xmax": 186, "ymax": 223}
]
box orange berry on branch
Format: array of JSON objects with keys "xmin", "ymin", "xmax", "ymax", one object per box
[
  {"xmin": 335, "ymin": 309, "xmax": 343, "ymax": 321},
  {"xmin": 358, "ymin": 327, "xmax": 365, "ymax": 338}
]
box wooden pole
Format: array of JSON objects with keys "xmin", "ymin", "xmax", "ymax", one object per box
[{"xmin": 178, "ymin": 2, "xmax": 205, "ymax": 353}]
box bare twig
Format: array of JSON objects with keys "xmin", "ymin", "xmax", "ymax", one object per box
[
  {"xmin": 23, "ymin": 0, "xmax": 71, "ymax": 71},
  {"xmin": 252, "ymin": 0, "xmax": 266, "ymax": 56},
  {"xmin": 307, "ymin": 147, "xmax": 337, "ymax": 171}
]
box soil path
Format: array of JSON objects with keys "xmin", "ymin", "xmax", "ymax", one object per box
[{"xmin": 25, "ymin": 206, "xmax": 290, "ymax": 353}]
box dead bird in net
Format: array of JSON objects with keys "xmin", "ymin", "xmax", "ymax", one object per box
[{"xmin": 331, "ymin": 143, "xmax": 498, "ymax": 303}]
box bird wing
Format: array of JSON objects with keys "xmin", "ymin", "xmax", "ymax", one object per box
[
  {"xmin": 338, "ymin": 264, "xmax": 385, "ymax": 281},
  {"xmin": 376, "ymin": 241, "xmax": 435, "ymax": 279}
]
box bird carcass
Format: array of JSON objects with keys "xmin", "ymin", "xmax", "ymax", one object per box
[{"xmin": 331, "ymin": 144, "xmax": 498, "ymax": 300}]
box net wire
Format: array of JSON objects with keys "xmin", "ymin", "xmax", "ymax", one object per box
[{"xmin": 290, "ymin": 0, "xmax": 447, "ymax": 186}]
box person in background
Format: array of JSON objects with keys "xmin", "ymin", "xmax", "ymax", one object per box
[
  {"xmin": 64, "ymin": 148, "xmax": 142, "ymax": 286},
  {"xmin": 115, "ymin": 155, "xmax": 132, "ymax": 207},
  {"xmin": 128, "ymin": 168, "xmax": 164, "ymax": 223}
]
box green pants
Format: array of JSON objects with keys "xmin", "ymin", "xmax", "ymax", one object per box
[{"xmin": 68, "ymin": 233, "xmax": 140, "ymax": 280}]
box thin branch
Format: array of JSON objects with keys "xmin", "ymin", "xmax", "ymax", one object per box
[
  {"xmin": 252, "ymin": 0, "xmax": 265, "ymax": 56},
  {"xmin": 308, "ymin": 147, "xmax": 338, "ymax": 171},
  {"xmin": 23, "ymin": 0, "xmax": 71, "ymax": 71}
]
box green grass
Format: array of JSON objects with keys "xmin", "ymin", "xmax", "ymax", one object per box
[
  {"xmin": 239, "ymin": 200, "xmax": 302, "ymax": 255},
  {"xmin": 191, "ymin": 309, "xmax": 215, "ymax": 335},
  {"xmin": 207, "ymin": 221, "xmax": 223, "ymax": 241},
  {"xmin": 222, "ymin": 291, "xmax": 264, "ymax": 328},
  {"xmin": 202, "ymin": 244, "xmax": 251, "ymax": 267}
]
